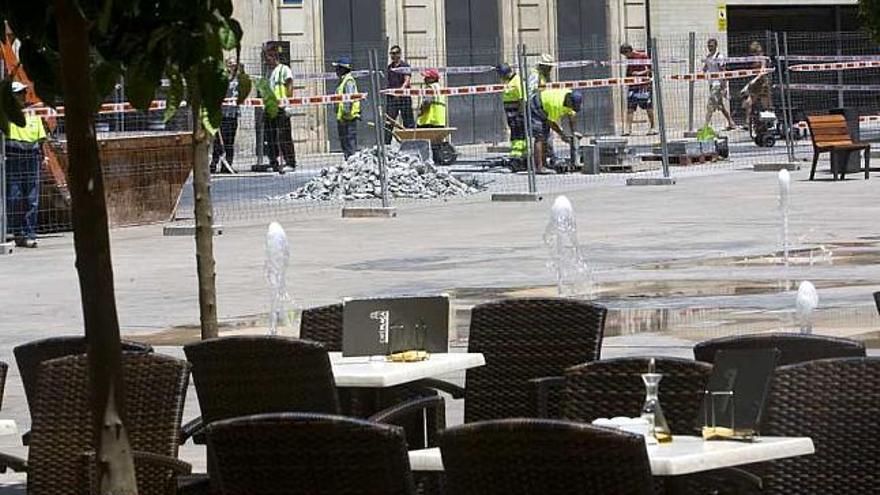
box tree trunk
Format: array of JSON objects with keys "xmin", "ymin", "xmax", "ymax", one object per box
[
  {"xmin": 190, "ymin": 83, "xmax": 219, "ymax": 339},
  {"xmin": 52, "ymin": 0, "xmax": 138, "ymax": 494}
]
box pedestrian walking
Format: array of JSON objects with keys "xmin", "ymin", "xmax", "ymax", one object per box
[
  {"xmin": 620, "ymin": 43, "xmax": 656, "ymax": 136},
  {"xmin": 702, "ymin": 38, "xmax": 737, "ymax": 131},
  {"xmin": 5, "ymin": 82, "xmax": 46, "ymax": 248},
  {"xmin": 333, "ymin": 56, "xmax": 361, "ymax": 159},
  {"xmin": 385, "ymin": 45, "xmax": 414, "ymax": 144}
]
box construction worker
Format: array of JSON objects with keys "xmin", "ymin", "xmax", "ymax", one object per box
[
  {"xmin": 496, "ymin": 63, "xmax": 526, "ymax": 165},
  {"xmin": 529, "ymin": 88, "xmax": 583, "ymax": 174},
  {"xmin": 417, "ymin": 68, "xmax": 446, "ymax": 128},
  {"xmin": 528, "ymin": 53, "xmax": 555, "ymax": 96},
  {"xmin": 5, "ymin": 82, "xmax": 46, "ymax": 248},
  {"xmin": 264, "ymin": 46, "xmax": 297, "ymax": 174},
  {"xmin": 333, "ymin": 56, "xmax": 360, "ymax": 159}
]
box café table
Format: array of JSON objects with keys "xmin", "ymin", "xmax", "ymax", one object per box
[
  {"xmin": 329, "ymin": 352, "xmax": 485, "ymax": 388},
  {"xmin": 409, "ymin": 435, "xmax": 814, "ymax": 490},
  {"xmin": 330, "ymin": 352, "xmax": 485, "ymax": 447}
]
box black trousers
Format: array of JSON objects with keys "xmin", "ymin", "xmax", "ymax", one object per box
[
  {"xmin": 385, "ymin": 95, "xmax": 415, "ymax": 144},
  {"xmin": 338, "ymin": 120, "xmax": 358, "ymax": 159},
  {"xmin": 210, "ymin": 116, "xmax": 238, "ymax": 170},
  {"xmin": 504, "ymin": 101, "xmax": 525, "ymax": 141},
  {"xmin": 264, "ymin": 113, "xmax": 297, "ymax": 168}
]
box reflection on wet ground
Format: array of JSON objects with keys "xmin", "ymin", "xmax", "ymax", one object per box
[{"xmin": 636, "ymin": 241, "xmax": 880, "ymax": 270}]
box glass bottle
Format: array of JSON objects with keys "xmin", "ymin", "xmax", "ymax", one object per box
[{"xmin": 641, "ymin": 358, "xmax": 673, "ymax": 444}]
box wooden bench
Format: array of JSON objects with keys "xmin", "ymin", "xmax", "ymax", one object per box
[{"xmin": 806, "ymin": 114, "xmax": 870, "ymax": 181}]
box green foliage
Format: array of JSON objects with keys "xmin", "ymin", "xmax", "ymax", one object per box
[
  {"xmin": 860, "ymin": 0, "xmax": 880, "ymax": 42},
  {"xmin": 0, "ymin": 0, "xmax": 246, "ymax": 130},
  {"xmin": 254, "ymin": 77, "xmax": 279, "ymax": 119}
]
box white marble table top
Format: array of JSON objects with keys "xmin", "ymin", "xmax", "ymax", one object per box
[
  {"xmin": 329, "ymin": 352, "xmax": 485, "ymax": 388},
  {"xmin": 408, "ymin": 436, "xmax": 815, "ymax": 476}
]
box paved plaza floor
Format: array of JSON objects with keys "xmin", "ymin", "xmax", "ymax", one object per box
[{"xmin": 1, "ymin": 160, "xmax": 879, "ymax": 489}]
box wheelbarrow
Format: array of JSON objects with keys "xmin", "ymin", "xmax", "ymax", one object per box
[{"xmin": 393, "ymin": 127, "xmax": 458, "ymax": 166}]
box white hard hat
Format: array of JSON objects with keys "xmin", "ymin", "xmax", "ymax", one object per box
[
  {"xmin": 538, "ymin": 54, "xmax": 556, "ymax": 66},
  {"xmin": 11, "ymin": 81, "xmax": 27, "ymax": 93}
]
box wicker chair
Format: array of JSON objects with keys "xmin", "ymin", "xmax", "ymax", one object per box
[
  {"xmin": 14, "ymin": 336, "xmax": 153, "ymax": 445},
  {"xmin": 752, "ymin": 357, "xmax": 880, "ymax": 493},
  {"xmin": 538, "ymin": 357, "xmax": 760, "ymax": 495},
  {"xmin": 299, "ymin": 303, "xmax": 343, "ymax": 351},
  {"xmin": 0, "ymin": 360, "xmax": 8, "ymax": 411},
  {"xmin": 874, "ymin": 291, "xmax": 880, "ymax": 316},
  {"xmin": 182, "ymin": 336, "xmax": 444, "ymax": 444},
  {"xmin": 693, "ymin": 333, "xmax": 865, "ymax": 365},
  {"xmin": 427, "ymin": 298, "xmax": 606, "ymax": 422},
  {"xmin": 439, "ymin": 418, "xmax": 654, "ymax": 495},
  {"xmin": 0, "ymin": 352, "xmax": 191, "ymax": 495},
  {"xmin": 206, "ymin": 413, "xmax": 415, "ymax": 495}
]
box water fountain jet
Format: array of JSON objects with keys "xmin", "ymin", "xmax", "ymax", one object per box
[
  {"xmin": 543, "ymin": 195, "xmax": 596, "ymax": 298},
  {"xmin": 266, "ymin": 222, "xmax": 292, "ymax": 335}
]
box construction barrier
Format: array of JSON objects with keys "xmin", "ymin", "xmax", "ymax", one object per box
[
  {"xmin": 541, "ymin": 76, "xmax": 653, "ymax": 90},
  {"xmin": 390, "ymin": 65, "xmax": 496, "ymax": 74},
  {"xmin": 22, "ymin": 93, "xmax": 370, "ymax": 117},
  {"xmin": 665, "ymin": 67, "xmax": 774, "ymax": 82},
  {"xmin": 781, "ymin": 54, "xmax": 880, "ymax": 62},
  {"xmin": 786, "ymin": 83, "xmax": 880, "ymax": 91},
  {"xmin": 789, "ymin": 60, "xmax": 880, "ymax": 72}
]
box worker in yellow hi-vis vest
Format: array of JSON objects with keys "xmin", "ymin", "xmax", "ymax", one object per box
[
  {"xmin": 333, "ymin": 56, "xmax": 361, "ymax": 160},
  {"xmin": 5, "ymin": 82, "xmax": 47, "ymax": 248},
  {"xmin": 528, "ymin": 88, "xmax": 583, "ymax": 174},
  {"xmin": 263, "ymin": 46, "xmax": 296, "ymax": 174},
  {"xmin": 417, "ymin": 68, "xmax": 447, "ymax": 128},
  {"xmin": 496, "ymin": 63, "xmax": 526, "ymax": 166}
]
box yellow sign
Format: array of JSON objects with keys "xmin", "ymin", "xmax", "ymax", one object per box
[{"xmin": 717, "ymin": 3, "xmax": 728, "ymax": 32}]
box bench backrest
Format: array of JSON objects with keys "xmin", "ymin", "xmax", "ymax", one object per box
[{"xmin": 806, "ymin": 114, "xmax": 854, "ymax": 148}]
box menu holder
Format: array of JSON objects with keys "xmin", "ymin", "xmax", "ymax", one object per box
[
  {"xmin": 342, "ymin": 295, "xmax": 450, "ymax": 357},
  {"xmin": 698, "ymin": 348, "xmax": 779, "ymax": 441}
]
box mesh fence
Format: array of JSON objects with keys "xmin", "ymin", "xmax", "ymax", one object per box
[{"xmin": 3, "ymin": 30, "xmax": 880, "ymax": 238}]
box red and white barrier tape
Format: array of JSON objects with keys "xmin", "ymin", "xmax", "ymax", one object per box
[
  {"xmin": 786, "ymin": 83, "xmax": 880, "ymax": 91},
  {"xmin": 23, "ymin": 93, "xmax": 369, "ymax": 117},
  {"xmin": 381, "ymin": 84, "xmax": 506, "ymax": 97},
  {"xmin": 707, "ymin": 55, "xmax": 770, "ymax": 64},
  {"xmin": 390, "ymin": 65, "xmax": 496, "ymax": 75},
  {"xmin": 542, "ymin": 76, "xmax": 652, "ymax": 90},
  {"xmin": 666, "ymin": 67, "xmax": 773, "ymax": 82},
  {"xmin": 789, "ymin": 60, "xmax": 880, "ymax": 72},
  {"xmin": 781, "ymin": 54, "xmax": 880, "ymax": 62}
]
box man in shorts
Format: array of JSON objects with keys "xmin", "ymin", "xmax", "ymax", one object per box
[
  {"xmin": 702, "ymin": 38, "xmax": 737, "ymax": 130},
  {"xmin": 620, "ymin": 43, "xmax": 656, "ymax": 136}
]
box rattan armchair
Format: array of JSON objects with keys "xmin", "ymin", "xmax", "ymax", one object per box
[
  {"xmin": 206, "ymin": 412, "xmax": 415, "ymax": 495},
  {"xmin": 14, "ymin": 336, "xmax": 153, "ymax": 445},
  {"xmin": 182, "ymin": 336, "xmax": 444, "ymax": 445},
  {"xmin": 873, "ymin": 291, "xmax": 880, "ymax": 316},
  {"xmin": 753, "ymin": 357, "xmax": 880, "ymax": 493},
  {"xmin": 535, "ymin": 357, "xmax": 761, "ymax": 495},
  {"xmin": 0, "ymin": 360, "xmax": 8, "ymax": 412},
  {"xmin": 426, "ymin": 298, "xmax": 606, "ymax": 422},
  {"xmin": 693, "ymin": 333, "xmax": 865, "ymax": 365},
  {"xmin": 0, "ymin": 352, "xmax": 191, "ymax": 495},
  {"xmin": 299, "ymin": 303, "xmax": 344, "ymax": 351},
  {"xmin": 439, "ymin": 418, "xmax": 654, "ymax": 495}
]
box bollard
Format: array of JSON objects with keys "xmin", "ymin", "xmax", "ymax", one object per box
[{"xmin": 0, "ymin": 131, "xmax": 10, "ymax": 255}]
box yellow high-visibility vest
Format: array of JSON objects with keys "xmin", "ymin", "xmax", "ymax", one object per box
[
  {"xmin": 503, "ymin": 73, "xmax": 523, "ymax": 103},
  {"xmin": 335, "ymin": 72, "xmax": 361, "ymax": 121},
  {"xmin": 417, "ymin": 82, "xmax": 447, "ymax": 127},
  {"xmin": 541, "ymin": 89, "xmax": 574, "ymax": 124},
  {"xmin": 8, "ymin": 114, "xmax": 46, "ymax": 143}
]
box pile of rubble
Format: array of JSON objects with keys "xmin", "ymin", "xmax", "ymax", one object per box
[{"xmin": 284, "ymin": 147, "xmax": 482, "ymax": 201}]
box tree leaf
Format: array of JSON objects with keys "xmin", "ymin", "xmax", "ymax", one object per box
[
  {"xmin": 236, "ymin": 71, "xmax": 251, "ymax": 104},
  {"xmin": 254, "ymin": 77, "xmax": 278, "ymax": 119},
  {"xmin": 18, "ymin": 42, "xmax": 62, "ymax": 105},
  {"xmin": 218, "ymin": 23, "xmax": 237, "ymax": 51},
  {"xmin": 124, "ymin": 58, "xmax": 160, "ymax": 111},
  {"xmin": 163, "ymin": 68, "xmax": 185, "ymax": 123}
]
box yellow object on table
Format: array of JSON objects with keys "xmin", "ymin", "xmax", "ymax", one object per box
[{"xmin": 388, "ymin": 350, "xmax": 430, "ymax": 362}]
